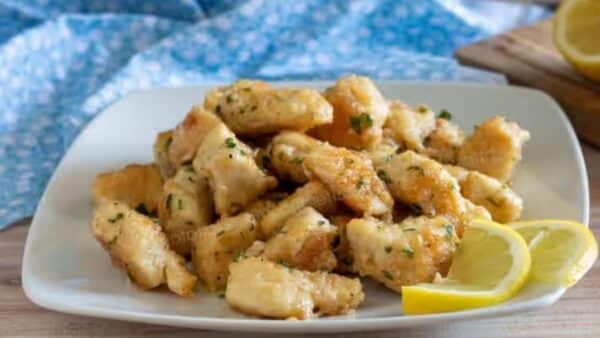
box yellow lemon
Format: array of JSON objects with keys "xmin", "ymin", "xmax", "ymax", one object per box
[
  {"xmin": 554, "ymin": 0, "xmax": 600, "ymax": 81},
  {"xmin": 402, "ymin": 219, "xmax": 531, "ymax": 315},
  {"xmin": 510, "ymin": 219, "xmax": 597, "ymax": 287}
]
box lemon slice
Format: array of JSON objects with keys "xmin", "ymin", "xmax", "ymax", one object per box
[
  {"xmin": 402, "ymin": 220, "xmax": 531, "ymax": 315},
  {"xmin": 510, "ymin": 220, "xmax": 598, "ymax": 287},
  {"xmin": 554, "ymin": 0, "xmax": 600, "ymax": 81}
]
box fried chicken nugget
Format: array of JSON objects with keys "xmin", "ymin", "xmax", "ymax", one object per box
[
  {"xmin": 92, "ymin": 163, "xmax": 163, "ymax": 213},
  {"xmin": 91, "ymin": 201, "xmax": 197, "ymax": 296}
]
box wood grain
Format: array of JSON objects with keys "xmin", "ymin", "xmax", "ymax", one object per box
[
  {"xmin": 455, "ymin": 19, "xmax": 600, "ymax": 147},
  {"xmin": 1, "ymin": 144, "xmax": 599, "ymax": 337}
]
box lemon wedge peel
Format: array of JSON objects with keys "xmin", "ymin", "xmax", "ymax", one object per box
[
  {"xmin": 510, "ymin": 219, "xmax": 598, "ymax": 288},
  {"xmin": 402, "ymin": 219, "xmax": 531, "ymax": 315},
  {"xmin": 554, "ymin": 0, "xmax": 600, "ymax": 80}
]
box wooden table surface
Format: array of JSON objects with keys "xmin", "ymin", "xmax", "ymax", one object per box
[{"xmin": 1, "ymin": 144, "xmax": 599, "ymax": 338}]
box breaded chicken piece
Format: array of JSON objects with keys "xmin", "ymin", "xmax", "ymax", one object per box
[
  {"xmin": 226, "ymin": 257, "xmax": 364, "ymax": 319},
  {"xmin": 168, "ymin": 106, "xmax": 223, "ymax": 171},
  {"xmin": 461, "ymin": 171, "xmax": 523, "ymax": 222},
  {"xmin": 267, "ymin": 131, "xmax": 320, "ymax": 183},
  {"xmin": 193, "ymin": 124, "xmax": 277, "ymax": 216},
  {"xmin": 424, "ymin": 118, "xmax": 465, "ymax": 164},
  {"xmin": 458, "ymin": 116, "xmax": 530, "ymax": 182},
  {"xmin": 204, "ymin": 80, "xmax": 332, "ymax": 136},
  {"xmin": 191, "ymin": 213, "xmax": 257, "ymax": 292},
  {"xmin": 243, "ymin": 191, "xmax": 289, "ymax": 224},
  {"xmin": 92, "ymin": 163, "xmax": 163, "ymax": 213},
  {"xmin": 153, "ymin": 130, "xmax": 176, "ymax": 178},
  {"xmin": 304, "ymin": 143, "xmax": 393, "ymax": 216},
  {"xmin": 384, "ymin": 101, "xmax": 436, "ymax": 152},
  {"xmin": 262, "ymin": 207, "xmax": 337, "ymax": 271},
  {"xmin": 91, "ymin": 201, "xmax": 197, "ymax": 296},
  {"xmin": 157, "ymin": 165, "xmax": 214, "ymax": 255},
  {"xmin": 310, "ymin": 75, "xmax": 389, "ymax": 150},
  {"xmin": 346, "ymin": 216, "xmax": 457, "ymax": 293},
  {"xmin": 260, "ymin": 181, "xmax": 337, "ymax": 239},
  {"xmin": 376, "ymin": 150, "xmax": 477, "ymax": 235}
]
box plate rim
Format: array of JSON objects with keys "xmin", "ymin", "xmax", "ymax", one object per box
[{"xmin": 21, "ymin": 81, "xmax": 589, "ymax": 332}]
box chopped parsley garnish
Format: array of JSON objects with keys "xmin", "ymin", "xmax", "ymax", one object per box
[
  {"xmin": 402, "ymin": 248, "xmax": 414, "ymax": 258},
  {"xmin": 318, "ymin": 220, "xmax": 326, "ymax": 226},
  {"xmin": 184, "ymin": 166, "xmax": 194, "ymax": 172},
  {"xmin": 225, "ymin": 137, "xmax": 236, "ymax": 148},
  {"xmin": 239, "ymin": 149, "xmax": 247, "ymax": 156},
  {"xmin": 384, "ymin": 246, "xmax": 392, "ymax": 254},
  {"xmin": 377, "ymin": 169, "xmax": 391, "ymax": 184},
  {"xmin": 356, "ymin": 177, "xmax": 366, "ymax": 189},
  {"xmin": 445, "ymin": 224, "xmax": 455, "ymax": 240},
  {"xmin": 349, "ymin": 113, "xmax": 373, "ymax": 134},
  {"xmin": 403, "ymin": 227, "xmax": 416, "ymax": 232},
  {"xmin": 135, "ymin": 203, "xmax": 149, "ymax": 215},
  {"xmin": 407, "ymin": 165, "xmax": 424, "ymax": 175},
  {"xmin": 178, "ymin": 198, "xmax": 183, "ymax": 210},
  {"xmin": 277, "ymin": 259, "xmax": 291, "ymax": 269},
  {"xmin": 416, "ymin": 104, "xmax": 429, "ymax": 113},
  {"xmin": 217, "ymin": 291, "xmax": 226, "ymax": 298},
  {"xmin": 383, "ymin": 270, "xmax": 394, "ymax": 280},
  {"xmin": 107, "ymin": 235, "xmax": 119, "ymax": 246},
  {"xmin": 233, "ymin": 251, "xmax": 244, "ymax": 262},
  {"xmin": 438, "ymin": 109, "xmax": 452, "ymax": 120},
  {"xmin": 216, "ymin": 230, "xmax": 225, "ymax": 237},
  {"xmin": 108, "ymin": 212, "xmax": 124, "ymax": 223},
  {"xmin": 290, "ymin": 157, "xmax": 303, "ymax": 164},
  {"xmin": 226, "ymin": 94, "xmax": 234, "ymax": 103},
  {"xmin": 345, "ymin": 157, "xmax": 355, "ymax": 165},
  {"xmin": 165, "ymin": 194, "xmax": 173, "ymax": 213}
]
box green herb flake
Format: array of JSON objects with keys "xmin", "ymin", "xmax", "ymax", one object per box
[
  {"xmin": 445, "ymin": 224, "xmax": 455, "ymax": 240},
  {"xmin": 349, "ymin": 113, "xmax": 373, "ymax": 134},
  {"xmin": 166, "ymin": 194, "xmax": 173, "ymax": 213},
  {"xmin": 438, "ymin": 109, "xmax": 452, "ymax": 120},
  {"xmin": 277, "ymin": 259, "xmax": 291, "ymax": 269},
  {"xmin": 383, "ymin": 270, "xmax": 394, "ymax": 280},
  {"xmin": 226, "ymin": 94, "xmax": 234, "ymax": 103},
  {"xmin": 377, "ymin": 169, "xmax": 391, "ymax": 184},
  {"xmin": 384, "ymin": 246, "xmax": 392, "ymax": 254},
  {"xmin": 403, "ymin": 228, "xmax": 416, "ymax": 232},
  {"xmin": 318, "ymin": 220, "xmax": 326, "ymax": 226},
  {"xmin": 233, "ymin": 251, "xmax": 244, "ymax": 262},
  {"xmin": 416, "ymin": 104, "xmax": 429, "ymax": 113},
  {"xmin": 407, "ymin": 165, "xmax": 425, "ymax": 175},
  {"xmin": 225, "ymin": 137, "xmax": 236, "ymax": 148},
  {"xmin": 217, "ymin": 291, "xmax": 226, "ymax": 299},
  {"xmin": 178, "ymin": 198, "xmax": 183, "ymax": 210},
  {"xmin": 290, "ymin": 157, "xmax": 303, "ymax": 164},
  {"xmin": 356, "ymin": 177, "xmax": 366, "ymax": 190},
  {"xmin": 107, "ymin": 235, "xmax": 119, "ymax": 246},
  {"xmin": 402, "ymin": 248, "xmax": 415, "ymax": 258},
  {"xmin": 216, "ymin": 230, "xmax": 225, "ymax": 237},
  {"xmin": 135, "ymin": 203, "xmax": 149, "ymax": 215},
  {"xmin": 239, "ymin": 149, "xmax": 247, "ymax": 156},
  {"xmin": 108, "ymin": 212, "xmax": 124, "ymax": 223}
]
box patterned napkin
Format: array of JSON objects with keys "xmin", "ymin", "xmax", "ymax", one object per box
[{"xmin": 0, "ymin": 0, "xmax": 548, "ymax": 228}]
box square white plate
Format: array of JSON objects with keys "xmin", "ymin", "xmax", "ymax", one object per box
[{"xmin": 22, "ymin": 82, "xmax": 589, "ymax": 333}]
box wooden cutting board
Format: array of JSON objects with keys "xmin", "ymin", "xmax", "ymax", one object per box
[{"xmin": 455, "ymin": 19, "xmax": 600, "ymax": 147}]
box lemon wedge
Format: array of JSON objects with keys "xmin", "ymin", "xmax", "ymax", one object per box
[
  {"xmin": 510, "ymin": 220, "xmax": 598, "ymax": 287},
  {"xmin": 402, "ymin": 219, "xmax": 531, "ymax": 315},
  {"xmin": 554, "ymin": 0, "xmax": 600, "ymax": 81}
]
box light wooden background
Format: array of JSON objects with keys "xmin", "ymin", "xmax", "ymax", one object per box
[{"xmin": 1, "ymin": 143, "xmax": 598, "ymax": 337}]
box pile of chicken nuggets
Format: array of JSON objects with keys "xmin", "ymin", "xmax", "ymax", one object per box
[{"xmin": 91, "ymin": 75, "xmax": 530, "ymax": 319}]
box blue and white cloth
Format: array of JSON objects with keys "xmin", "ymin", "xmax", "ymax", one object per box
[{"xmin": 0, "ymin": 0, "xmax": 548, "ymax": 228}]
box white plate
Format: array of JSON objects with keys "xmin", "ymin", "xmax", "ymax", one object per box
[{"xmin": 22, "ymin": 82, "xmax": 589, "ymax": 333}]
